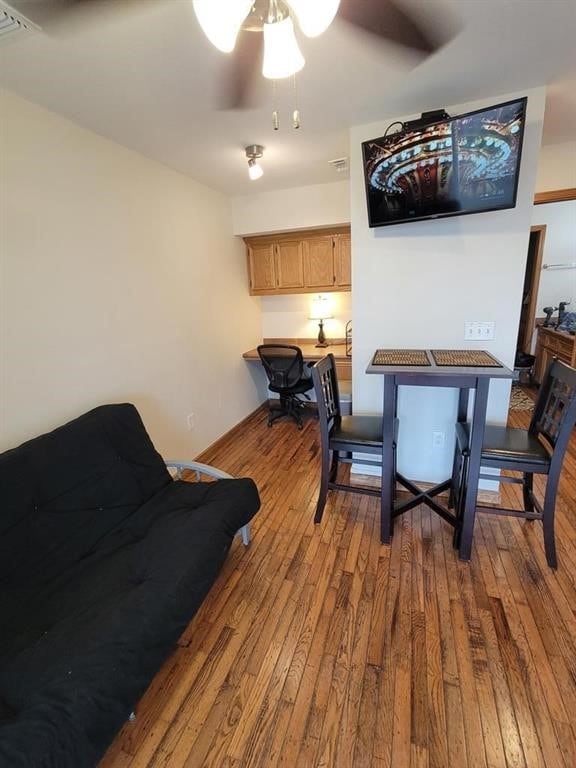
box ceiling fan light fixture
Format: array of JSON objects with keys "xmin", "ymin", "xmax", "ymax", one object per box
[
  {"xmin": 192, "ymin": 0, "xmax": 253, "ymax": 53},
  {"xmin": 262, "ymin": 16, "xmax": 305, "ymax": 79},
  {"xmin": 286, "ymin": 0, "xmax": 340, "ymax": 38}
]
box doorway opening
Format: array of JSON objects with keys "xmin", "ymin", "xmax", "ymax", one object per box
[
  {"xmin": 516, "ymin": 225, "xmax": 547, "ymax": 359},
  {"xmin": 509, "ymin": 225, "xmax": 546, "ymax": 415}
]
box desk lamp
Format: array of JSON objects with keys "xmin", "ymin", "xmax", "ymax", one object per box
[{"xmin": 309, "ymin": 295, "xmax": 333, "ymax": 348}]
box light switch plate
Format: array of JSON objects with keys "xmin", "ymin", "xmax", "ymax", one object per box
[{"xmin": 465, "ymin": 321, "xmax": 495, "ymax": 341}]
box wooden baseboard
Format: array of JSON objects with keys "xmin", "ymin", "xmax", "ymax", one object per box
[{"xmin": 194, "ymin": 402, "xmax": 268, "ymax": 464}]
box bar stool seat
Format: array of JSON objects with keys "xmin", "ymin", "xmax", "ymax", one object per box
[
  {"xmin": 331, "ymin": 415, "xmax": 388, "ymax": 452},
  {"xmin": 455, "ymin": 423, "xmax": 550, "ymax": 467}
]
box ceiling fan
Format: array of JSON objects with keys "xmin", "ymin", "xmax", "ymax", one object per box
[
  {"xmin": 4, "ymin": 0, "xmax": 451, "ymax": 111},
  {"xmin": 194, "ymin": 0, "xmax": 451, "ymax": 109}
]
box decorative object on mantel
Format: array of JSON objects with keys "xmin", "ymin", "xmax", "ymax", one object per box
[{"xmin": 309, "ymin": 295, "xmax": 333, "ymax": 348}]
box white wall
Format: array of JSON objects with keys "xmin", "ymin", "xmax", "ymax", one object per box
[
  {"xmin": 0, "ymin": 89, "xmax": 265, "ymax": 456},
  {"xmin": 351, "ymin": 88, "xmax": 546, "ymax": 483},
  {"xmin": 536, "ymin": 141, "xmax": 576, "ymax": 192},
  {"xmin": 232, "ymin": 180, "xmax": 350, "ymax": 236},
  {"xmin": 531, "ymin": 200, "xmax": 576, "ymax": 311},
  {"xmin": 260, "ymin": 292, "xmax": 351, "ymax": 341}
]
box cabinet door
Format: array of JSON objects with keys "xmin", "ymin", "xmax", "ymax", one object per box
[
  {"xmin": 303, "ymin": 237, "xmax": 335, "ymax": 289},
  {"xmin": 334, "ymin": 234, "xmax": 351, "ymax": 288},
  {"xmin": 248, "ymin": 244, "xmax": 276, "ymax": 292},
  {"xmin": 276, "ymin": 241, "xmax": 305, "ymax": 289},
  {"xmin": 534, "ymin": 338, "xmax": 550, "ymax": 385}
]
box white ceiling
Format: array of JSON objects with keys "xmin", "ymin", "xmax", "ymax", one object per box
[{"xmin": 1, "ymin": 0, "xmax": 575, "ymax": 195}]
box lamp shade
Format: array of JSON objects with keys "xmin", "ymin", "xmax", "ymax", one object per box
[
  {"xmin": 309, "ymin": 295, "xmax": 333, "ymax": 321},
  {"xmin": 262, "ymin": 16, "xmax": 305, "ymax": 79},
  {"xmin": 193, "ymin": 0, "xmax": 253, "ymax": 53},
  {"xmin": 287, "ymin": 0, "xmax": 340, "ymax": 37}
]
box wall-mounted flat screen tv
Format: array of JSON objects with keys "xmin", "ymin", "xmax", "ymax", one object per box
[{"xmin": 362, "ymin": 97, "xmax": 527, "ymax": 228}]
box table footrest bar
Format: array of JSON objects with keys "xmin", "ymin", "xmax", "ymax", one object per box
[
  {"xmin": 428, "ymin": 479, "xmax": 452, "ymax": 497},
  {"xmin": 394, "ymin": 495, "xmax": 425, "ymax": 516},
  {"xmin": 426, "ymin": 497, "xmax": 457, "ymax": 527}
]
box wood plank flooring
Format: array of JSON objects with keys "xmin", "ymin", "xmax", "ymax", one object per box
[{"xmin": 101, "ymin": 397, "xmax": 576, "ymax": 768}]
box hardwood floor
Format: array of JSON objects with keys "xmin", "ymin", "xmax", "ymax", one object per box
[{"xmin": 101, "ymin": 399, "xmax": 576, "ymax": 768}]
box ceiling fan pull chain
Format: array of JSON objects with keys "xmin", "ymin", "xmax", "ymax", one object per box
[
  {"xmin": 272, "ymin": 79, "xmax": 279, "ymax": 130},
  {"xmin": 292, "ymin": 73, "xmax": 301, "ymax": 129}
]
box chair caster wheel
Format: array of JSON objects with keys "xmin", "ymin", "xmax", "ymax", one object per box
[
  {"xmin": 267, "ymin": 420, "xmax": 272, "ymax": 427},
  {"xmin": 298, "ymin": 422, "xmax": 303, "ymax": 430}
]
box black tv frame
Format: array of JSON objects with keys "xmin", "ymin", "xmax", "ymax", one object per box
[{"xmin": 362, "ymin": 96, "xmax": 528, "ymax": 229}]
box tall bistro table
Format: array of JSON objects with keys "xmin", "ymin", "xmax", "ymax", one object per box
[{"xmin": 366, "ymin": 349, "xmax": 516, "ymax": 560}]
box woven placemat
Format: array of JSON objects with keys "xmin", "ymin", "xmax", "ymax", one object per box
[
  {"xmin": 372, "ymin": 349, "xmax": 430, "ymax": 366},
  {"xmin": 431, "ymin": 349, "xmax": 502, "ymax": 367}
]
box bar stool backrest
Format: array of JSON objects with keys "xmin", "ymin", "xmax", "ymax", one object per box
[
  {"xmin": 530, "ymin": 359, "xmax": 576, "ymax": 455},
  {"xmin": 312, "ymin": 354, "xmax": 342, "ymax": 432}
]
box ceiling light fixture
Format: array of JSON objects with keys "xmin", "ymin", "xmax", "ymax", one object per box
[
  {"xmin": 193, "ymin": 1, "xmax": 340, "ymax": 78},
  {"xmin": 245, "ymin": 144, "xmax": 264, "ymax": 180},
  {"xmin": 262, "ymin": 15, "xmax": 304, "ymax": 80}
]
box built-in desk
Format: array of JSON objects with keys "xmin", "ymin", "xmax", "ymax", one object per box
[{"xmin": 242, "ymin": 339, "xmax": 351, "ymax": 380}]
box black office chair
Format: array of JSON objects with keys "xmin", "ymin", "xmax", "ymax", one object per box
[
  {"xmin": 311, "ymin": 354, "xmax": 398, "ymax": 525},
  {"xmin": 257, "ymin": 344, "xmax": 314, "ymax": 429},
  {"xmin": 451, "ymin": 359, "xmax": 576, "ymax": 568}
]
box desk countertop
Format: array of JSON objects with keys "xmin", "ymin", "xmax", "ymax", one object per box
[{"xmin": 243, "ymin": 340, "xmax": 350, "ymax": 362}]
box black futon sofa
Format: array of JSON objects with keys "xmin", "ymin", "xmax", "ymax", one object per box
[{"xmin": 0, "ymin": 404, "xmax": 260, "ymax": 768}]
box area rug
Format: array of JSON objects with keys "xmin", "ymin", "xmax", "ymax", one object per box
[{"xmin": 510, "ymin": 384, "xmax": 534, "ymax": 411}]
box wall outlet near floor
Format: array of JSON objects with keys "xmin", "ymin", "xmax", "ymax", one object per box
[
  {"xmin": 186, "ymin": 413, "xmax": 195, "ymax": 431},
  {"xmin": 464, "ymin": 321, "xmax": 495, "ymax": 341},
  {"xmin": 432, "ymin": 431, "xmax": 445, "ymax": 449}
]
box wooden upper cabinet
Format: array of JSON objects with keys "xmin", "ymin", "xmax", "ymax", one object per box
[
  {"xmin": 334, "ymin": 234, "xmax": 351, "ymax": 288},
  {"xmin": 248, "ymin": 243, "xmax": 276, "ymax": 292},
  {"xmin": 303, "ymin": 237, "xmax": 335, "ymax": 289},
  {"xmin": 275, "ymin": 241, "xmax": 305, "ymax": 289},
  {"xmin": 245, "ymin": 227, "xmax": 351, "ymax": 296}
]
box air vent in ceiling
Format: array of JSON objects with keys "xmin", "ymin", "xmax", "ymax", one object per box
[
  {"xmin": 0, "ymin": 1, "xmax": 39, "ymax": 43},
  {"xmin": 328, "ymin": 157, "xmax": 349, "ymax": 174}
]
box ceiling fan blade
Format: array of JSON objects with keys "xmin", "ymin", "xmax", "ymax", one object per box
[
  {"xmin": 219, "ymin": 30, "xmax": 264, "ymax": 110},
  {"xmin": 338, "ymin": 0, "xmax": 447, "ymax": 54}
]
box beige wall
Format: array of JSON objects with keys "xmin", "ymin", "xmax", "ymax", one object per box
[
  {"xmin": 0, "ymin": 89, "xmax": 265, "ymax": 456},
  {"xmin": 231, "ymin": 179, "xmax": 350, "ymax": 236},
  {"xmin": 536, "ymin": 141, "xmax": 576, "ymax": 191}
]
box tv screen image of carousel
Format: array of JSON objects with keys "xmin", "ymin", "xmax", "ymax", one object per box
[{"xmin": 362, "ymin": 97, "xmax": 527, "ymax": 227}]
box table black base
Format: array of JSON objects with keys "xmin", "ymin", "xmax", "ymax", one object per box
[{"xmin": 394, "ymin": 474, "xmax": 458, "ymax": 530}]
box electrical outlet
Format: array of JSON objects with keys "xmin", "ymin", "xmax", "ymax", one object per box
[
  {"xmin": 465, "ymin": 321, "xmax": 495, "ymax": 341},
  {"xmin": 432, "ymin": 431, "xmax": 445, "ymax": 448},
  {"xmin": 187, "ymin": 413, "xmax": 195, "ymax": 431}
]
